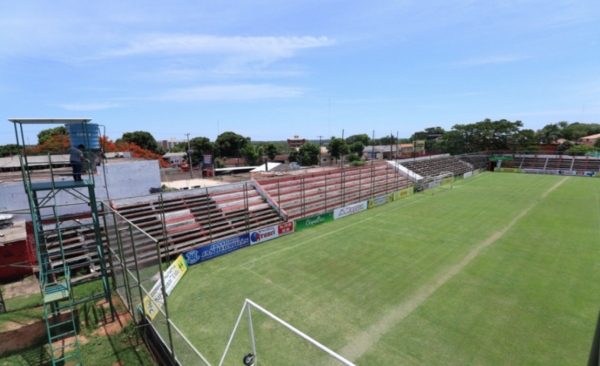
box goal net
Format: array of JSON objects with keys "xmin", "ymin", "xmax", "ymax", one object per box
[
  {"xmin": 219, "ymin": 299, "xmax": 356, "ymax": 366},
  {"xmin": 420, "ymin": 172, "xmax": 454, "ymax": 195}
]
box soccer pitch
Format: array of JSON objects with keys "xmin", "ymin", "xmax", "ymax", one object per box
[{"xmin": 168, "ymin": 173, "xmax": 600, "ymax": 365}]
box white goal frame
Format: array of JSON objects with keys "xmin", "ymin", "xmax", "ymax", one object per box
[{"xmin": 219, "ymin": 299, "xmax": 357, "ymax": 366}]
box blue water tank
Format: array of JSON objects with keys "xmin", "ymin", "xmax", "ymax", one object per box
[{"xmin": 65, "ymin": 123, "xmax": 100, "ymax": 149}]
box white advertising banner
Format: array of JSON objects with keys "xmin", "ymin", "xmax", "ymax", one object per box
[
  {"xmin": 250, "ymin": 222, "xmax": 295, "ymax": 245},
  {"xmin": 522, "ymin": 169, "xmax": 596, "ymax": 177},
  {"xmin": 463, "ymin": 171, "xmax": 473, "ymax": 179},
  {"xmin": 334, "ymin": 201, "xmax": 368, "ymax": 220}
]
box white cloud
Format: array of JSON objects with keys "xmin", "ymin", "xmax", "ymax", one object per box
[
  {"xmin": 58, "ymin": 103, "xmax": 120, "ymax": 111},
  {"xmin": 157, "ymin": 84, "xmax": 304, "ymax": 101},
  {"xmin": 454, "ymin": 56, "xmax": 530, "ymax": 67},
  {"xmin": 100, "ymin": 35, "xmax": 334, "ymax": 58}
]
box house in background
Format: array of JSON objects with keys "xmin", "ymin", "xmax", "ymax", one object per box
[
  {"xmin": 579, "ymin": 133, "xmax": 600, "ymax": 147},
  {"xmin": 287, "ymin": 136, "xmax": 306, "ymax": 149}
]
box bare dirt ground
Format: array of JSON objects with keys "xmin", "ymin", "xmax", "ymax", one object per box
[
  {"xmin": 3, "ymin": 276, "xmax": 39, "ymax": 299},
  {"xmin": 0, "ymin": 299, "xmax": 132, "ymax": 356}
]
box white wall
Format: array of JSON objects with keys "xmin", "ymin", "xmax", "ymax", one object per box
[{"xmin": 0, "ymin": 160, "xmax": 161, "ymax": 217}]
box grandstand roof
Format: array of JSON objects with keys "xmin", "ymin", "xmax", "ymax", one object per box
[{"xmin": 251, "ymin": 163, "xmax": 281, "ymax": 172}]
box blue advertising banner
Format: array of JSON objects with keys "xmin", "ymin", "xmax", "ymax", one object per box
[{"xmin": 182, "ymin": 233, "xmax": 250, "ymax": 266}]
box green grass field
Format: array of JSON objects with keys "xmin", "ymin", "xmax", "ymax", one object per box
[{"xmin": 168, "ymin": 172, "xmax": 600, "ymax": 365}]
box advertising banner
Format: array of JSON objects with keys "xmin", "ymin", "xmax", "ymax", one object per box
[
  {"xmin": 334, "ymin": 201, "xmax": 368, "ymax": 220},
  {"xmin": 368, "ymin": 194, "xmax": 393, "ymax": 209},
  {"xmin": 140, "ymin": 255, "xmax": 188, "ymax": 320},
  {"xmin": 441, "ymin": 177, "xmax": 452, "ymax": 185},
  {"xmin": 183, "ymin": 233, "xmax": 250, "ymax": 266},
  {"xmin": 495, "ymin": 167, "xmax": 521, "ymax": 173},
  {"xmin": 295, "ymin": 212, "xmax": 334, "ymax": 231},
  {"xmin": 393, "ymin": 186, "xmax": 414, "ymax": 200},
  {"xmin": 463, "ymin": 171, "xmax": 473, "ymax": 179},
  {"xmin": 522, "ymin": 169, "xmax": 597, "ymax": 177},
  {"xmin": 489, "ymin": 156, "xmax": 514, "ymax": 161},
  {"xmin": 250, "ymin": 222, "xmax": 295, "ymax": 245},
  {"xmin": 203, "ymin": 155, "xmax": 213, "ymax": 164}
]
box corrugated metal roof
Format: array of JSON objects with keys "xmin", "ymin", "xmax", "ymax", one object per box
[{"xmin": 8, "ymin": 118, "xmax": 92, "ymax": 124}]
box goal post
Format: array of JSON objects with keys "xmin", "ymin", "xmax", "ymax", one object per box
[
  {"xmin": 421, "ymin": 172, "xmax": 454, "ymax": 195},
  {"xmin": 219, "ymin": 299, "xmax": 357, "ymax": 366}
]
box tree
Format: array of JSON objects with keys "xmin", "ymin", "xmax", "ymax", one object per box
[
  {"xmin": 451, "ymin": 119, "xmax": 523, "ymax": 152},
  {"xmin": 264, "ymin": 142, "xmax": 278, "ymax": 160},
  {"xmin": 215, "ymin": 131, "xmax": 248, "ymax": 158},
  {"xmin": 0, "ymin": 144, "xmax": 20, "ymax": 157},
  {"xmin": 538, "ymin": 124, "xmax": 562, "ymax": 144},
  {"xmin": 431, "ymin": 131, "xmax": 465, "ymax": 155},
  {"xmin": 565, "ymin": 144, "xmax": 597, "ymax": 156},
  {"xmin": 510, "ymin": 129, "xmax": 538, "ymax": 150},
  {"xmin": 298, "ymin": 142, "xmax": 320, "ymax": 165},
  {"xmin": 38, "ymin": 126, "xmax": 66, "ymax": 145},
  {"xmin": 241, "ymin": 145, "xmax": 260, "ymax": 166},
  {"xmin": 558, "ymin": 140, "xmax": 574, "ymax": 152},
  {"xmin": 349, "ymin": 142, "xmax": 365, "ymax": 156},
  {"xmin": 189, "ymin": 137, "xmax": 214, "ymax": 164},
  {"xmin": 346, "ymin": 134, "xmax": 370, "ymax": 146},
  {"xmin": 379, "ymin": 134, "xmax": 398, "ymax": 146},
  {"xmin": 327, "ymin": 137, "xmax": 350, "ymax": 162},
  {"xmin": 348, "ymin": 153, "xmax": 360, "ymax": 162},
  {"xmin": 119, "ymin": 131, "xmax": 159, "ymax": 153}
]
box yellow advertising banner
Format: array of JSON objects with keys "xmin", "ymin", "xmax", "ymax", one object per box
[
  {"xmin": 495, "ymin": 167, "xmax": 521, "ymax": 173},
  {"xmin": 141, "ymin": 255, "xmax": 188, "ymax": 320},
  {"xmin": 368, "ymin": 193, "xmax": 394, "ymax": 209},
  {"xmin": 393, "ymin": 186, "xmax": 414, "ymax": 201}
]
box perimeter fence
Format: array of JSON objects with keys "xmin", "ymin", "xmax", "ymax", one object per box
[{"xmin": 102, "ymin": 203, "xmax": 211, "ymax": 366}]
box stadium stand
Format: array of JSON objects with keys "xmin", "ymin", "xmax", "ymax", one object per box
[
  {"xmin": 459, "ymin": 154, "xmax": 488, "ymax": 170},
  {"xmin": 255, "ymin": 162, "xmax": 412, "ymax": 220},
  {"xmin": 398, "ymin": 155, "xmax": 473, "ymax": 177},
  {"xmin": 36, "ymin": 215, "xmax": 109, "ymax": 284},
  {"xmin": 111, "ymin": 183, "xmax": 280, "ymax": 264},
  {"xmin": 504, "ymin": 155, "xmax": 600, "ymax": 171}
]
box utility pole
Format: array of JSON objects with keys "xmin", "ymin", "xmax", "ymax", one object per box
[
  {"xmin": 372, "ymin": 130, "xmax": 375, "ymax": 164},
  {"xmin": 317, "ymin": 135, "xmax": 324, "ymax": 167},
  {"xmin": 186, "ymin": 133, "xmax": 193, "ymax": 181},
  {"xmin": 390, "ymin": 131, "xmax": 394, "ymax": 161},
  {"xmin": 341, "ymin": 129, "xmax": 345, "ymax": 168}
]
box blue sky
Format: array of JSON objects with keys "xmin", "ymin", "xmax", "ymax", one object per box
[{"xmin": 1, "ymin": 0, "xmax": 599, "ymax": 145}]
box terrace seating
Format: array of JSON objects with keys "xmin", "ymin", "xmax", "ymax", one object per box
[
  {"xmin": 398, "ymin": 156, "xmax": 473, "ymax": 177},
  {"xmin": 505, "ymin": 156, "xmax": 600, "ymax": 171},
  {"xmin": 255, "ymin": 163, "xmax": 411, "ymax": 220},
  {"xmin": 112, "ymin": 184, "xmax": 280, "ymax": 264},
  {"xmin": 459, "ymin": 155, "xmax": 488, "ymax": 169},
  {"xmin": 37, "ymin": 215, "xmax": 113, "ymax": 284}
]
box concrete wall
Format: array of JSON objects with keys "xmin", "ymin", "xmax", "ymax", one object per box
[{"xmin": 0, "ymin": 160, "xmax": 162, "ymax": 217}]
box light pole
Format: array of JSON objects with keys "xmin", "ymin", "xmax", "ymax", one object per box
[{"xmin": 186, "ymin": 133, "xmax": 193, "ymax": 181}]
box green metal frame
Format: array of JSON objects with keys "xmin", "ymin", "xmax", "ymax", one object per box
[{"xmin": 9, "ymin": 119, "xmax": 115, "ymax": 366}]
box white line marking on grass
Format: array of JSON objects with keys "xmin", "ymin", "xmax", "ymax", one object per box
[
  {"xmin": 332, "ymin": 176, "xmax": 569, "ymax": 363},
  {"xmin": 542, "ymin": 176, "xmax": 569, "ymax": 198}
]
